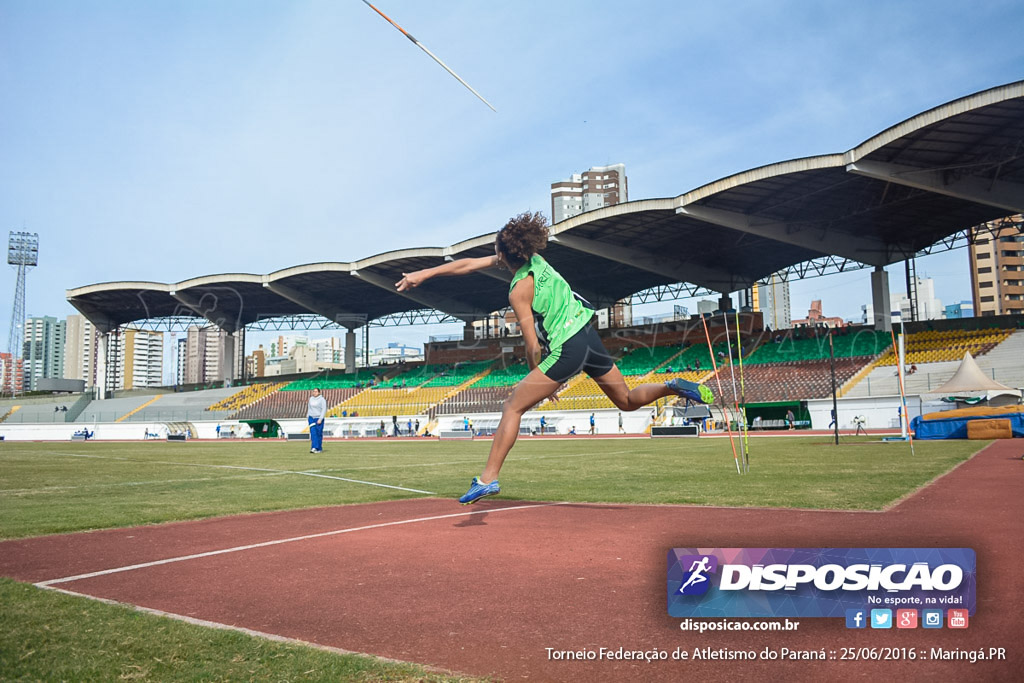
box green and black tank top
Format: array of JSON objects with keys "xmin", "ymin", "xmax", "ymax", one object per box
[{"xmin": 509, "ymin": 254, "xmax": 594, "ymax": 352}]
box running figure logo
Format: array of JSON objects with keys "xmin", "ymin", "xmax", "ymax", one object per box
[{"xmin": 677, "ymin": 554, "xmax": 718, "ymax": 595}]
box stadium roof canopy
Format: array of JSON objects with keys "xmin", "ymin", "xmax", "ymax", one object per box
[{"xmin": 69, "ymin": 80, "xmax": 1024, "ymax": 333}]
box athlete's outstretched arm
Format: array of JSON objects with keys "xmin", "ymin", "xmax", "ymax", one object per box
[{"xmin": 395, "ymin": 255, "xmax": 499, "ymax": 291}]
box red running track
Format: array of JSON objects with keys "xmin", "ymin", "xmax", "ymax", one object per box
[{"xmin": 1, "ymin": 441, "xmax": 1021, "ymax": 681}]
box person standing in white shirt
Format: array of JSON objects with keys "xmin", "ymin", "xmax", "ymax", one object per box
[{"xmin": 307, "ymin": 388, "xmax": 327, "ymax": 453}]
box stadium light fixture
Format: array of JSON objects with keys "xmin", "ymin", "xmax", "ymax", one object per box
[{"xmin": 7, "ymin": 231, "xmax": 38, "ymax": 267}]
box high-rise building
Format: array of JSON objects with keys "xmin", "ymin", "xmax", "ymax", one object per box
[
  {"xmin": 550, "ymin": 163, "xmax": 631, "ymax": 328},
  {"xmin": 269, "ymin": 335, "xmax": 309, "ymax": 358},
  {"xmin": 263, "ymin": 344, "xmax": 321, "ymax": 376},
  {"xmin": 909, "ymin": 277, "xmax": 944, "ymax": 320},
  {"xmin": 969, "ymin": 216, "xmax": 1024, "ymax": 317},
  {"xmin": 754, "ymin": 272, "xmax": 792, "ymax": 330},
  {"xmin": 596, "ymin": 303, "xmax": 632, "ymax": 330},
  {"xmin": 183, "ymin": 326, "xmax": 241, "ymax": 384},
  {"xmin": 884, "ymin": 278, "xmax": 943, "ymax": 321},
  {"xmin": 860, "ymin": 278, "xmax": 944, "ymax": 323},
  {"xmin": 23, "ymin": 316, "xmax": 65, "ymax": 391},
  {"xmin": 245, "ymin": 346, "xmax": 266, "ymax": 378},
  {"xmin": 63, "ymin": 314, "xmax": 97, "ymax": 387},
  {"xmin": 176, "ymin": 337, "xmax": 187, "ymax": 386},
  {"xmin": 0, "ymin": 352, "xmax": 24, "ymax": 395},
  {"xmin": 120, "ymin": 329, "xmax": 163, "ymax": 389},
  {"xmin": 312, "ymin": 337, "xmax": 343, "ymax": 364},
  {"xmin": 551, "ymin": 164, "xmax": 627, "ymax": 224}
]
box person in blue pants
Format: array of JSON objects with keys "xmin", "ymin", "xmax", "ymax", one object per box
[{"xmin": 307, "ymin": 387, "xmax": 327, "ymax": 453}]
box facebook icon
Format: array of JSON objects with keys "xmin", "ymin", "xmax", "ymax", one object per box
[{"xmin": 846, "ymin": 609, "xmax": 867, "ymax": 629}]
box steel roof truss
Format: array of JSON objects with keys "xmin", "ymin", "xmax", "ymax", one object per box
[
  {"xmin": 676, "ymin": 204, "xmax": 890, "ymax": 266},
  {"xmin": 263, "ymin": 282, "xmax": 369, "ymax": 330},
  {"xmin": 846, "ymin": 159, "xmax": 1024, "ymax": 214},
  {"xmin": 550, "ymin": 232, "xmax": 746, "ymax": 292},
  {"xmin": 351, "ymin": 269, "xmax": 485, "ymax": 322}
]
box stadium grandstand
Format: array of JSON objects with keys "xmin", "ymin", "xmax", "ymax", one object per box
[
  {"xmin": 842, "ymin": 327, "xmax": 1024, "ymax": 398},
  {"xmin": 3, "ymin": 315, "xmax": 1022, "ymax": 439},
  {"xmin": 4, "ymin": 80, "xmax": 1022, "ymax": 441}
]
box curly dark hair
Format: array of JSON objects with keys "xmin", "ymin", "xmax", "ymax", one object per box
[{"xmin": 495, "ymin": 211, "xmax": 548, "ymax": 266}]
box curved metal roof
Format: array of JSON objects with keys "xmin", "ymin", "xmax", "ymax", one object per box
[{"xmin": 68, "ymin": 80, "xmax": 1024, "ymax": 332}]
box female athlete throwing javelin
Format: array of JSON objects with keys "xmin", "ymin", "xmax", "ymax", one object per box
[{"xmin": 396, "ymin": 212, "xmax": 713, "ymax": 504}]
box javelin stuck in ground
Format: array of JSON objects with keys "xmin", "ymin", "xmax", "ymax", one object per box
[
  {"xmin": 361, "ymin": 0, "xmax": 497, "ymax": 112},
  {"xmin": 700, "ymin": 314, "xmax": 743, "ymax": 475},
  {"xmin": 734, "ymin": 310, "xmax": 751, "ymax": 472},
  {"xmin": 889, "ymin": 327, "xmax": 917, "ymax": 456}
]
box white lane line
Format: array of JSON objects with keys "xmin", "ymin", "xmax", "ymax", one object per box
[
  {"xmin": 33, "ymin": 451, "xmax": 435, "ymax": 495},
  {"xmin": 35, "ymin": 501, "xmax": 569, "ymax": 587},
  {"xmin": 38, "ymin": 586, "xmax": 445, "ymax": 672},
  {"xmin": 337, "ymin": 449, "xmax": 636, "ymax": 472},
  {"xmin": 31, "ymin": 447, "xmax": 636, "ymax": 492},
  {"xmin": 0, "ymin": 472, "xmax": 288, "ymax": 495},
  {"xmin": 198, "ymin": 463, "xmax": 435, "ymax": 495}
]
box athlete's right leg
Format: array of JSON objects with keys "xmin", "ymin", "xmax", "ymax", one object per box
[
  {"xmin": 593, "ymin": 365, "xmax": 677, "ymax": 411},
  {"xmin": 583, "ymin": 326, "xmax": 712, "ymax": 409}
]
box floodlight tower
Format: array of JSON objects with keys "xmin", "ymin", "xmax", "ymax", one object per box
[{"xmin": 7, "ymin": 232, "xmax": 39, "ymax": 367}]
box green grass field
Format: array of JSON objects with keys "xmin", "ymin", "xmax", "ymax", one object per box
[
  {"xmin": 0, "ymin": 436, "xmax": 986, "ymax": 680},
  {"xmin": 0, "ymin": 436, "xmax": 984, "ymax": 539}
]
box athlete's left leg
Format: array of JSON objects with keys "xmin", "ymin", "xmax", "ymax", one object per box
[
  {"xmin": 593, "ymin": 365, "xmax": 676, "ymax": 411},
  {"xmin": 479, "ymin": 368, "xmax": 561, "ymax": 482}
]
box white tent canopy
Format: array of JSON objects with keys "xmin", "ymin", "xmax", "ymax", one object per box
[{"xmin": 924, "ymin": 352, "xmax": 1021, "ymax": 400}]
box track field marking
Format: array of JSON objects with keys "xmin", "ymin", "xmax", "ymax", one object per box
[
  {"xmin": 202, "ymin": 464, "xmax": 436, "ymax": 494},
  {"xmin": 35, "ymin": 589, "xmax": 460, "ymax": 679},
  {"xmin": 0, "ymin": 472, "xmax": 290, "ymax": 495},
  {"xmin": 38, "ymin": 586, "xmax": 461, "ymax": 675},
  {"xmin": 26, "ymin": 447, "xmax": 636, "ymax": 492},
  {"xmin": 335, "ymin": 449, "xmax": 636, "ymax": 472},
  {"xmin": 30, "ymin": 451, "xmax": 435, "ymax": 495},
  {"xmin": 35, "ymin": 501, "xmax": 569, "ymax": 587}
]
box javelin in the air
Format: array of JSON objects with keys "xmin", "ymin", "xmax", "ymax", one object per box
[{"xmin": 361, "ymin": 0, "xmax": 497, "ymax": 112}]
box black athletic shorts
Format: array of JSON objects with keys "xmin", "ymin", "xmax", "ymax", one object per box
[{"xmin": 541, "ymin": 324, "xmax": 616, "ymax": 384}]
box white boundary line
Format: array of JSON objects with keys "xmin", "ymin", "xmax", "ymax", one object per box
[
  {"xmin": 205, "ymin": 464, "xmax": 436, "ymax": 494},
  {"xmin": 35, "ymin": 501, "xmax": 568, "ymax": 587},
  {"xmin": 0, "ymin": 471, "xmax": 289, "ymax": 495},
  {"xmin": 29, "ymin": 447, "xmax": 637, "ymax": 492},
  {"xmin": 35, "ymin": 451, "xmax": 436, "ymax": 495},
  {"xmin": 38, "ymin": 585, "xmax": 465, "ymax": 676},
  {"xmin": 337, "ymin": 449, "xmax": 636, "ymax": 472}
]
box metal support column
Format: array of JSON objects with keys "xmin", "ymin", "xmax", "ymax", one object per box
[{"xmin": 870, "ymin": 266, "xmax": 892, "ymax": 332}]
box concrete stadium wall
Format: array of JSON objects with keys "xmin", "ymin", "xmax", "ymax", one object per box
[
  {"xmin": 435, "ymin": 408, "xmax": 651, "ymax": 435},
  {"xmin": 806, "ymin": 395, "xmax": 926, "ymax": 431},
  {"xmin": 0, "ymin": 420, "xmax": 236, "ymax": 442},
  {"xmin": 2, "ymin": 397, "xmax": 940, "ymax": 441}
]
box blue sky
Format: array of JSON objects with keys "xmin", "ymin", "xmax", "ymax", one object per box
[{"xmin": 2, "ymin": 0, "xmax": 1023, "ymax": 362}]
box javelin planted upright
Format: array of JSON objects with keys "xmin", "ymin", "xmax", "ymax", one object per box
[
  {"xmin": 700, "ymin": 314, "xmax": 742, "ymax": 476},
  {"xmin": 733, "ymin": 310, "xmax": 751, "ymax": 472}
]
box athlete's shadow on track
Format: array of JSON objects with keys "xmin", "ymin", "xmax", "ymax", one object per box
[
  {"xmin": 454, "ymin": 511, "xmax": 489, "ymax": 527},
  {"xmin": 453, "ymin": 501, "xmax": 627, "ymax": 528}
]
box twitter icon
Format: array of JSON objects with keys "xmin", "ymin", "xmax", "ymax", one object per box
[{"xmin": 870, "ymin": 609, "xmax": 893, "ymax": 629}]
